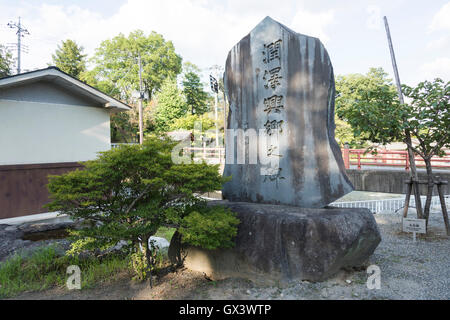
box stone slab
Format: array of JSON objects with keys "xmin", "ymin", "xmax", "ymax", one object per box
[
  {"xmin": 176, "ymin": 201, "xmax": 381, "ymax": 284},
  {"xmin": 222, "ymin": 16, "xmax": 353, "ymax": 208}
]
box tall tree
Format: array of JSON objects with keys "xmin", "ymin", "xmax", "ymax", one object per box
[
  {"xmin": 336, "ymin": 68, "xmax": 450, "ymax": 223},
  {"xmin": 401, "ymin": 79, "xmax": 450, "ymax": 221},
  {"xmin": 182, "ymin": 62, "xmax": 208, "ymax": 115},
  {"xmin": 0, "ymin": 44, "xmax": 14, "ymax": 78},
  {"xmin": 154, "ymin": 78, "xmax": 188, "ymax": 132},
  {"xmin": 335, "ymin": 68, "xmax": 401, "ymax": 144},
  {"xmin": 334, "ymin": 117, "xmax": 368, "ymax": 148},
  {"xmin": 51, "ymin": 39, "xmax": 87, "ymax": 78},
  {"xmin": 109, "ymin": 100, "xmax": 156, "ymax": 143},
  {"xmin": 90, "ymin": 30, "xmax": 182, "ymax": 102}
]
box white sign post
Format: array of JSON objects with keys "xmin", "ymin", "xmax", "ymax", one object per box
[{"xmin": 402, "ymin": 218, "xmax": 426, "ymax": 242}]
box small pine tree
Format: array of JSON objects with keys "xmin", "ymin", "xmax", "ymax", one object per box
[
  {"xmin": 51, "ymin": 39, "xmax": 87, "ymax": 78},
  {"xmin": 154, "ymin": 78, "xmax": 189, "ymax": 132},
  {"xmin": 46, "ymin": 135, "xmax": 238, "ymax": 283},
  {"xmin": 182, "ymin": 62, "xmax": 209, "ymax": 115}
]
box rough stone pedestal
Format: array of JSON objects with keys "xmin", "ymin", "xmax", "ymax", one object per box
[{"xmin": 173, "ymin": 201, "xmax": 381, "ymax": 284}]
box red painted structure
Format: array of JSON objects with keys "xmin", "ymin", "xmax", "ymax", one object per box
[{"xmin": 342, "ymin": 148, "xmax": 450, "ymax": 170}]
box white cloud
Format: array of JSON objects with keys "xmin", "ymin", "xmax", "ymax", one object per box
[
  {"xmin": 425, "ymin": 2, "xmax": 450, "ymax": 55},
  {"xmin": 290, "ymin": 8, "xmax": 335, "ymax": 43},
  {"xmin": 0, "ymin": 0, "xmax": 338, "ymax": 78},
  {"xmin": 419, "ymin": 57, "xmax": 450, "ymax": 81},
  {"xmin": 429, "ymin": 2, "xmax": 450, "ymax": 31},
  {"xmin": 366, "ymin": 5, "xmax": 382, "ymax": 30},
  {"xmin": 426, "ymin": 36, "xmax": 450, "ymax": 50}
]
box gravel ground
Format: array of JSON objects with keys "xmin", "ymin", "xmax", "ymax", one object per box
[
  {"xmin": 211, "ymin": 209, "xmax": 449, "ymax": 300},
  {"xmin": 5, "ymin": 208, "xmax": 450, "ymax": 300}
]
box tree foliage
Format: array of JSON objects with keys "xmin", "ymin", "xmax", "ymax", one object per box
[
  {"xmin": 79, "ymin": 69, "xmax": 120, "ymax": 98},
  {"xmin": 46, "ymin": 135, "xmax": 238, "ymax": 281},
  {"xmin": 179, "ymin": 206, "xmax": 239, "ymax": 250},
  {"xmin": 154, "ymin": 79, "xmax": 188, "ymax": 132},
  {"xmin": 334, "ymin": 116, "xmax": 368, "ymax": 148},
  {"xmin": 335, "ymin": 68, "xmax": 402, "ymax": 145},
  {"xmin": 182, "ymin": 62, "xmax": 209, "ymax": 115},
  {"xmin": 83, "ymin": 30, "xmax": 182, "ymax": 141},
  {"xmin": 90, "ymin": 30, "xmax": 182, "ymax": 102},
  {"xmin": 336, "ymin": 68, "xmax": 449, "ymax": 222},
  {"xmin": 51, "ymin": 39, "xmax": 87, "ymax": 78},
  {"xmin": 402, "ymin": 79, "xmax": 450, "ymax": 159},
  {"xmin": 170, "ymin": 113, "xmax": 215, "ymax": 132},
  {"xmin": 402, "ymin": 79, "xmax": 450, "ymax": 220},
  {"xmin": 0, "ymin": 45, "xmax": 14, "ymax": 78},
  {"xmin": 109, "ymin": 101, "xmax": 157, "ymax": 143}
]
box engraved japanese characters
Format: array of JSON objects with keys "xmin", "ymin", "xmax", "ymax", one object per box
[{"xmin": 222, "ymin": 17, "xmax": 353, "ymax": 208}]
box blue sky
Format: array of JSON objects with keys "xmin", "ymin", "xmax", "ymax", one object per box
[{"xmin": 0, "ymin": 0, "xmax": 449, "ymax": 86}]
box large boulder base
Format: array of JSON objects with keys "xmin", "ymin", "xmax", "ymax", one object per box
[{"xmin": 173, "ymin": 201, "xmax": 381, "ymax": 284}]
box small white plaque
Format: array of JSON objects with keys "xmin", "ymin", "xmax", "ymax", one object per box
[{"xmin": 403, "ymin": 218, "xmax": 426, "ymax": 234}]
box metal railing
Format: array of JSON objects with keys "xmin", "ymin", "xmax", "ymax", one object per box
[
  {"xmin": 183, "ymin": 147, "xmax": 225, "ymax": 164},
  {"xmin": 111, "ymin": 143, "xmax": 138, "ymax": 148},
  {"xmin": 110, "ymin": 143, "xmax": 225, "ymax": 163},
  {"xmin": 331, "ymin": 195, "xmax": 450, "ymax": 214},
  {"xmin": 111, "ymin": 143, "xmax": 450, "ymax": 171},
  {"xmin": 342, "ymin": 148, "xmax": 450, "ymax": 170},
  {"xmin": 183, "ymin": 146, "xmax": 450, "ymax": 170}
]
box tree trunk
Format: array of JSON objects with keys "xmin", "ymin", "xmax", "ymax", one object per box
[
  {"xmin": 168, "ymin": 230, "xmax": 184, "ymax": 267},
  {"xmin": 116, "ymin": 126, "xmax": 130, "ymax": 143},
  {"xmin": 142, "ymin": 236, "xmax": 153, "ymax": 288},
  {"xmin": 405, "ymin": 137, "xmax": 423, "ymax": 219},
  {"xmin": 423, "ymin": 158, "xmax": 434, "ymax": 226}
]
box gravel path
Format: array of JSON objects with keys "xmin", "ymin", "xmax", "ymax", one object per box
[
  {"xmin": 5, "ymin": 209, "xmax": 450, "ymax": 300},
  {"xmin": 202, "ymin": 209, "xmax": 449, "ymax": 300}
]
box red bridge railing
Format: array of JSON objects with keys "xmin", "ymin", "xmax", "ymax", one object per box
[
  {"xmin": 162, "ymin": 144, "xmax": 450, "ymax": 171},
  {"xmin": 342, "ymin": 148, "xmax": 450, "ymax": 170}
]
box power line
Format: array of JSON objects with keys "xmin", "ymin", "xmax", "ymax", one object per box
[{"xmin": 7, "ymin": 17, "xmax": 30, "ymax": 74}]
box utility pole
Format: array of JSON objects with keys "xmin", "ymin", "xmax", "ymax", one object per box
[
  {"xmin": 213, "ymin": 91, "xmax": 219, "ymax": 148},
  {"xmin": 209, "ymin": 74, "xmax": 220, "ymax": 147},
  {"xmin": 384, "ymin": 16, "xmax": 423, "ymax": 218},
  {"xmin": 138, "ymin": 53, "xmax": 144, "ymax": 145},
  {"xmin": 222, "ymin": 72, "xmax": 227, "ymax": 150},
  {"xmin": 8, "ymin": 17, "xmax": 30, "ymax": 74}
]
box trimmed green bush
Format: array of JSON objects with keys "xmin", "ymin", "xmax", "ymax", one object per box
[{"xmin": 46, "ymin": 135, "xmax": 238, "ymax": 282}]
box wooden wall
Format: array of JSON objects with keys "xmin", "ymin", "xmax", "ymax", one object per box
[{"xmin": 0, "ymin": 162, "xmax": 83, "ymax": 219}]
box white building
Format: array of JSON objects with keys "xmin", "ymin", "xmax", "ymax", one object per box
[{"xmin": 0, "ymin": 67, "xmax": 130, "ymax": 219}]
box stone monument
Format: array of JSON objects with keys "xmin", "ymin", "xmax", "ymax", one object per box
[
  {"xmin": 170, "ymin": 17, "xmax": 381, "ymax": 284},
  {"xmin": 222, "ymin": 16, "xmax": 353, "ymax": 208}
]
